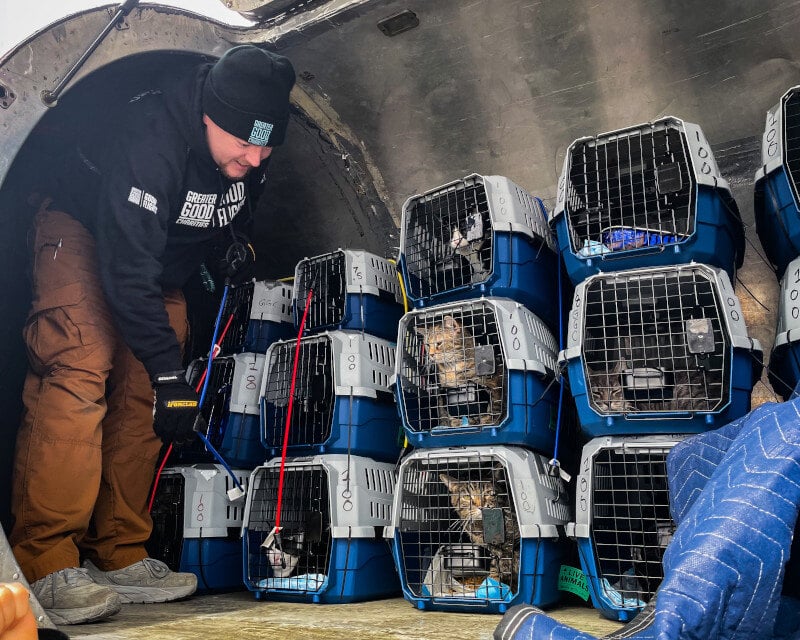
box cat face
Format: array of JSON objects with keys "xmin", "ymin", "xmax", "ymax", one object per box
[
  {"xmin": 265, "ymin": 531, "xmax": 305, "ymax": 579},
  {"xmin": 416, "ymin": 315, "xmax": 467, "ymax": 364},
  {"xmin": 449, "ymin": 206, "xmax": 485, "ymax": 251},
  {"xmin": 439, "ymin": 472, "xmax": 503, "ymax": 532}
]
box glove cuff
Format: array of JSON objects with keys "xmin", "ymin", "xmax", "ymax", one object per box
[{"xmin": 152, "ymin": 370, "xmax": 187, "ymax": 386}]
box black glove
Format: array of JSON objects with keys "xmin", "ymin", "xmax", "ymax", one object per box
[
  {"xmin": 152, "ymin": 371, "xmax": 204, "ymax": 445},
  {"xmin": 219, "ymin": 233, "xmax": 256, "ymax": 285}
]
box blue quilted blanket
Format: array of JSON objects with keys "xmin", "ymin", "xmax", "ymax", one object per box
[{"xmin": 494, "ymin": 399, "xmax": 800, "ymax": 640}]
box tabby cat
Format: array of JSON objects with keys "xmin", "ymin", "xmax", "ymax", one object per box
[
  {"xmin": 439, "ymin": 471, "xmax": 520, "ymax": 592},
  {"xmin": 415, "ymin": 314, "xmax": 503, "ymax": 427},
  {"xmin": 587, "ymin": 335, "xmax": 722, "ymax": 413}
]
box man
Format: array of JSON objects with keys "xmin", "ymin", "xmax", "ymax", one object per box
[{"xmin": 10, "ymin": 45, "xmax": 296, "ymax": 625}]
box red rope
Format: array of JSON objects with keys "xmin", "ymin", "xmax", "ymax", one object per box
[
  {"xmin": 148, "ymin": 443, "xmax": 173, "ymax": 512},
  {"xmin": 274, "ymin": 288, "xmax": 313, "ymax": 531},
  {"xmin": 148, "ymin": 312, "xmax": 235, "ymax": 513}
]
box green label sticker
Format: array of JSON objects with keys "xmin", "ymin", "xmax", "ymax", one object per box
[{"xmin": 558, "ymin": 565, "xmax": 590, "ymax": 601}]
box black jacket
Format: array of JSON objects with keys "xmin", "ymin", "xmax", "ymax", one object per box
[{"xmin": 52, "ymin": 64, "xmax": 267, "ymax": 378}]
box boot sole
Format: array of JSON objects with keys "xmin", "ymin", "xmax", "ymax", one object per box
[
  {"xmin": 44, "ymin": 596, "xmax": 122, "ymax": 625},
  {"xmin": 107, "ymin": 584, "xmax": 197, "ymax": 604}
]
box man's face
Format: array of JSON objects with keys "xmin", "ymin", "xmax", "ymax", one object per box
[{"xmin": 203, "ymin": 114, "xmax": 273, "ymax": 180}]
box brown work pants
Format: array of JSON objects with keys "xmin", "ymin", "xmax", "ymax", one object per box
[{"xmin": 10, "ymin": 206, "xmax": 189, "ymax": 583}]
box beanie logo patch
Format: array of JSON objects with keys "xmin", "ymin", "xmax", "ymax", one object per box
[{"xmin": 248, "ymin": 119, "xmax": 273, "ymax": 146}]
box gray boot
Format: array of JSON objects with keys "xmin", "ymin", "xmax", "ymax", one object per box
[
  {"xmin": 83, "ymin": 558, "xmax": 197, "ymax": 604},
  {"xmin": 30, "ymin": 567, "xmax": 122, "ymax": 625}
]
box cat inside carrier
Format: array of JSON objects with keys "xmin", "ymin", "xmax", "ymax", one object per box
[
  {"xmin": 569, "ymin": 436, "xmax": 683, "ymax": 621},
  {"xmin": 147, "ymin": 464, "xmax": 249, "ymax": 592},
  {"xmin": 398, "ymin": 174, "xmax": 560, "ymax": 329},
  {"xmin": 387, "ymin": 446, "xmax": 569, "ymax": 613},
  {"xmin": 261, "ymin": 331, "xmax": 401, "ymax": 461},
  {"xmin": 400, "ymin": 302, "xmax": 506, "ymax": 430},
  {"xmin": 581, "ymin": 268, "xmax": 727, "ymax": 416},
  {"xmin": 395, "ymin": 298, "xmax": 561, "ymax": 452},
  {"xmin": 245, "ymin": 463, "xmax": 333, "ymax": 595},
  {"xmin": 402, "ymin": 177, "xmax": 494, "ymax": 296},
  {"xmin": 562, "ymin": 264, "xmax": 762, "ymax": 436},
  {"xmin": 242, "ymin": 454, "xmax": 399, "ymax": 603}
]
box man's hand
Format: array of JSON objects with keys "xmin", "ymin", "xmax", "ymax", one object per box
[
  {"xmin": 221, "ymin": 234, "xmax": 256, "ymax": 285},
  {"xmin": 152, "ymin": 371, "xmax": 202, "ymax": 444}
]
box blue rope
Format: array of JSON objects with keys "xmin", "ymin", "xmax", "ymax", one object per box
[
  {"xmin": 195, "ymin": 283, "xmax": 244, "ymax": 493},
  {"xmin": 534, "ymin": 197, "xmax": 565, "ymax": 470}
]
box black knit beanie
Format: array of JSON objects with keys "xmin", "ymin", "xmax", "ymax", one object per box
[{"xmin": 202, "ymin": 45, "xmax": 296, "ymax": 147}]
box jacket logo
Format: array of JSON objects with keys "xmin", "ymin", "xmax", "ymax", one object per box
[
  {"xmin": 248, "ymin": 119, "xmax": 273, "ymax": 146},
  {"xmin": 176, "ymin": 183, "xmax": 246, "ymax": 228},
  {"xmin": 127, "ymin": 187, "xmax": 158, "ymax": 214}
]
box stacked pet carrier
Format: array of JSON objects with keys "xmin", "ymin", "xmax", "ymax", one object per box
[
  {"xmin": 241, "ymin": 249, "xmax": 405, "ymax": 603},
  {"xmin": 553, "ymin": 118, "xmax": 762, "ymax": 621},
  {"xmin": 769, "ymin": 255, "xmax": 800, "ymax": 399},
  {"xmin": 390, "ymin": 174, "xmax": 572, "ymax": 614},
  {"xmin": 147, "ymin": 279, "xmax": 294, "ymax": 591},
  {"xmin": 147, "ymin": 464, "xmax": 251, "ymax": 591},
  {"xmin": 754, "ymin": 87, "xmax": 800, "ymax": 398}
]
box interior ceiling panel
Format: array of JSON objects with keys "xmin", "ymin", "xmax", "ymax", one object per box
[{"xmin": 277, "ymin": 0, "xmax": 800, "ymax": 209}]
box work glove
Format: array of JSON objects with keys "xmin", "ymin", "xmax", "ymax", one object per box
[
  {"xmin": 219, "ymin": 233, "xmax": 256, "ymax": 285},
  {"xmin": 152, "ymin": 371, "xmax": 204, "ymax": 445}
]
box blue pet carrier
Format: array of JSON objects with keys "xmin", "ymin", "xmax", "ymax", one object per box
[
  {"xmin": 147, "ymin": 464, "xmax": 250, "ymax": 592},
  {"xmin": 560, "ymin": 263, "xmax": 762, "ymax": 437},
  {"xmin": 567, "ymin": 435, "xmax": 686, "ymax": 622},
  {"xmin": 396, "ymin": 174, "xmax": 561, "ymax": 331},
  {"xmin": 551, "ymin": 117, "xmax": 744, "ymax": 286},
  {"xmin": 755, "ymin": 86, "xmax": 800, "ymax": 280},
  {"xmin": 220, "ymin": 280, "xmax": 294, "ymax": 355},
  {"xmin": 393, "ymin": 297, "xmax": 561, "ymax": 454},
  {"xmin": 242, "ymin": 454, "xmax": 399, "ymax": 603},
  {"xmin": 260, "ymin": 331, "xmax": 402, "ymax": 462},
  {"xmin": 293, "ymin": 249, "xmax": 404, "ymax": 342},
  {"xmin": 768, "ymin": 255, "xmax": 800, "ymax": 399},
  {"xmin": 217, "ymin": 353, "xmax": 267, "ymax": 469},
  {"xmin": 385, "ymin": 445, "xmax": 570, "ymax": 614},
  {"xmin": 169, "ymin": 356, "xmax": 239, "ymax": 464}
]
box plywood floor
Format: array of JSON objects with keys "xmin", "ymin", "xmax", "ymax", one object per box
[{"xmin": 64, "ymin": 594, "xmax": 623, "ymax": 640}]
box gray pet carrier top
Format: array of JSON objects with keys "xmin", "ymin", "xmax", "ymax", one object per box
[
  {"xmin": 293, "ymin": 249, "xmax": 402, "ymax": 327},
  {"xmin": 552, "ymin": 117, "xmax": 732, "ymax": 254},
  {"xmin": 244, "ymin": 454, "xmax": 397, "ymax": 539},
  {"xmin": 229, "ymin": 353, "xmax": 265, "ymax": 417},
  {"xmin": 221, "ymin": 280, "xmax": 294, "ymax": 352},
  {"xmin": 559, "ymin": 263, "xmax": 761, "ymax": 415},
  {"xmin": 153, "ymin": 464, "xmax": 250, "ymax": 539}
]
